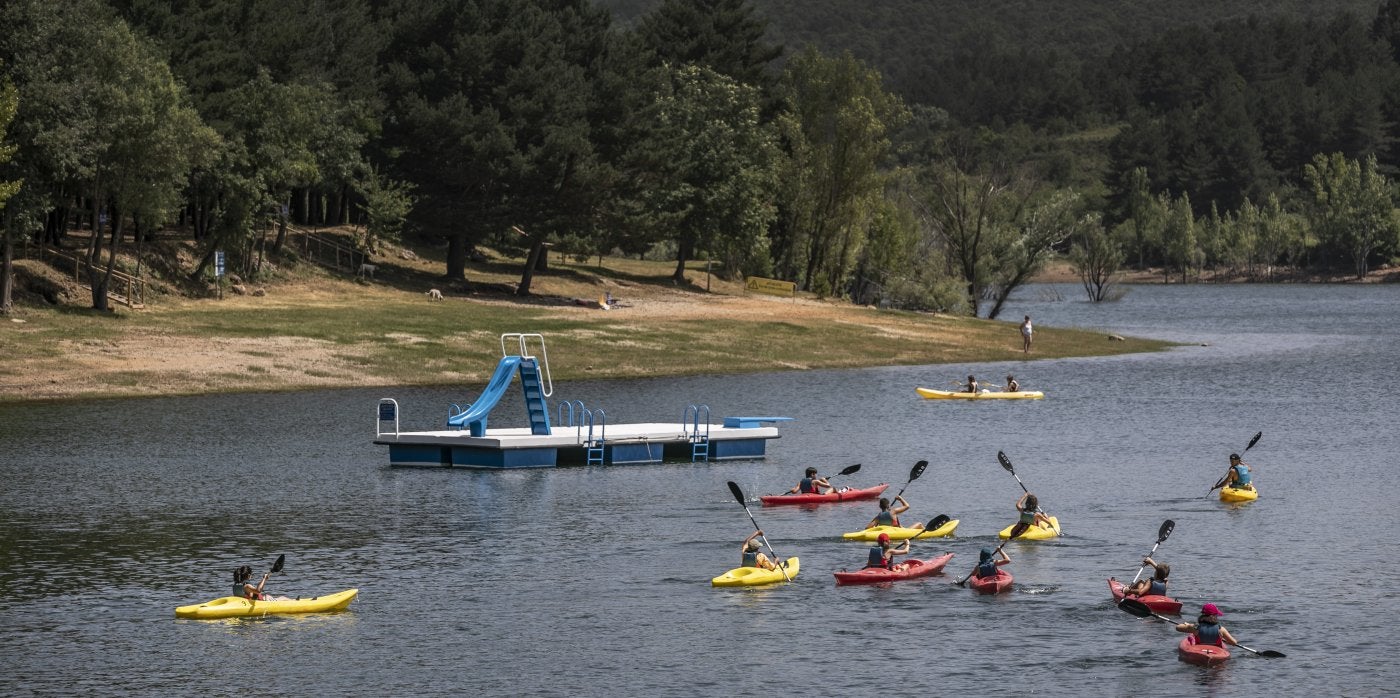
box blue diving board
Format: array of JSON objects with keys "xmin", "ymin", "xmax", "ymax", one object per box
[{"xmin": 723, "ymin": 416, "xmax": 795, "ymax": 429}]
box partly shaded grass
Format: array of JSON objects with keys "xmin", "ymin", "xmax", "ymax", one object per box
[{"xmin": 1, "ymin": 249, "xmax": 1175, "ymax": 403}]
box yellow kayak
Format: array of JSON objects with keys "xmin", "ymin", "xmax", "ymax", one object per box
[
  {"xmin": 842, "ymin": 519, "xmax": 960, "ymax": 541},
  {"xmin": 1219, "ymin": 485, "xmax": 1258, "ymax": 502},
  {"xmin": 916, "ymin": 387, "xmax": 1044, "ymax": 400},
  {"xmin": 998, "ymin": 516, "xmax": 1061, "ymax": 540},
  {"xmin": 175, "ymin": 588, "xmax": 358, "ymax": 619},
  {"xmin": 711, "ymin": 557, "xmax": 799, "ymax": 587}
]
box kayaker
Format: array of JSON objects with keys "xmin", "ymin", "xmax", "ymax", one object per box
[
  {"xmin": 1004, "ymin": 375, "xmax": 1019, "ymax": 392},
  {"xmin": 963, "ymin": 375, "xmax": 979, "ymax": 393},
  {"xmin": 974, "ymin": 546, "xmax": 1011, "ymax": 579},
  {"xmin": 1126, "ymin": 557, "xmax": 1170, "ymax": 597},
  {"xmin": 1224, "ymin": 454, "xmax": 1254, "ymax": 491},
  {"xmin": 1015, "ymin": 493, "xmax": 1054, "ymax": 529},
  {"xmin": 787, "ymin": 467, "xmax": 834, "ymax": 495},
  {"xmin": 741, "ymin": 531, "xmax": 776, "ymax": 571},
  {"xmin": 234, "ymin": 565, "xmax": 270, "ymax": 600},
  {"xmin": 865, "ymin": 532, "xmax": 910, "ymax": 570},
  {"xmin": 867, "ymin": 495, "xmax": 922, "ymax": 530},
  {"xmin": 1176, "ymin": 603, "xmax": 1238, "ymax": 648}
]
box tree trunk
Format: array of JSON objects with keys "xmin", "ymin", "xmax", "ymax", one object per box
[
  {"xmin": 2, "ymin": 209, "xmax": 13, "ymax": 314},
  {"xmin": 517, "ymin": 238, "xmax": 546, "ymax": 296},
  {"xmin": 272, "ymin": 193, "xmax": 289, "ymax": 253},
  {"xmin": 445, "ymin": 232, "xmax": 468, "ymax": 280},
  {"xmin": 672, "ymin": 232, "xmax": 691, "ymax": 283}
]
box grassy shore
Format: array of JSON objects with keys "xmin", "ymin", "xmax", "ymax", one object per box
[{"xmin": 0, "ymin": 238, "xmax": 1172, "ymax": 403}]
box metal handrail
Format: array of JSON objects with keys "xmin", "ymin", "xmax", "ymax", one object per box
[{"xmin": 500, "ymin": 333, "xmax": 553, "ymax": 397}]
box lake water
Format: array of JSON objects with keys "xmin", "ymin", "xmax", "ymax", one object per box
[{"xmin": 1, "ymin": 283, "xmax": 1396, "ymax": 696}]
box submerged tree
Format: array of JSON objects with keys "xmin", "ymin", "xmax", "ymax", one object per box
[{"xmin": 1070, "ymin": 214, "xmax": 1124, "ymax": 302}]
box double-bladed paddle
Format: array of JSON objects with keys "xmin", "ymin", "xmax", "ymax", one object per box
[
  {"xmin": 954, "ymin": 522, "xmax": 1027, "ymax": 586},
  {"xmin": 1126, "ymin": 520, "xmax": 1175, "ymax": 589},
  {"xmin": 892, "ymin": 460, "xmax": 928, "ymax": 502},
  {"xmin": 1117, "ymin": 599, "xmax": 1285, "ymax": 658},
  {"xmin": 1209, "ymin": 431, "xmax": 1262, "ymax": 496},
  {"xmin": 727, "ymin": 481, "xmax": 791, "ymax": 582},
  {"xmin": 250, "ymin": 554, "xmax": 285, "ymax": 602},
  {"xmin": 827, "ymin": 463, "xmax": 861, "ymax": 486},
  {"xmin": 998, "ymin": 451, "xmax": 1060, "ymax": 535}
]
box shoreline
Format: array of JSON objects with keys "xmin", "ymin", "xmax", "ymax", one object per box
[
  {"xmin": 0, "ymin": 270, "xmax": 1173, "ymax": 405},
  {"xmin": 31, "ymin": 236, "xmax": 1393, "ymax": 405}
]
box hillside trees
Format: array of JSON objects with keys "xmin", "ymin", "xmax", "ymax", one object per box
[
  {"xmin": 771, "ymin": 47, "xmax": 909, "ymax": 296},
  {"xmin": 1303, "ymin": 152, "xmax": 1400, "ymax": 278},
  {"xmin": 627, "ymin": 64, "xmax": 779, "ymax": 282},
  {"xmin": 1, "ymin": 0, "xmax": 211, "ymax": 310},
  {"xmin": 378, "ymin": 0, "xmax": 616, "ymax": 293}
]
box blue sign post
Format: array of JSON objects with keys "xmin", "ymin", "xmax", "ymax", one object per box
[{"xmin": 214, "ymin": 250, "xmax": 225, "ymax": 277}]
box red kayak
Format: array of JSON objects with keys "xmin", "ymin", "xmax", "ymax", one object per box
[
  {"xmin": 968, "ymin": 569, "xmax": 1014, "ymax": 595},
  {"xmin": 833, "ymin": 552, "xmax": 954, "ymax": 586},
  {"xmin": 1177, "ymin": 636, "xmax": 1230, "ymax": 666},
  {"xmin": 1108, "ymin": 578, "xmax": 1182, "ymax": 614},
  {"xmin": 760, "ymin": 483, "xmax": 888, "ymax": 506}
]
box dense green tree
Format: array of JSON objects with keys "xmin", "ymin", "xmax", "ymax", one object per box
[
  {"xmin": 628, "ymin": 63, "xmax": 779, "ymax": 281},
  {"xmin": 1304, "ymin": 152, "xmax": 1399, "ymax": 277},
  {"xmin": 379, "ymin": 0, "xmax": 615, "ymax": 293},
  {"xmin": 1161, "ymin": 191, "xmax": 1197, "ymax": 282},
  {"xmin": 634, "ymin": 0, "xmax": 781, "ymax": 90},
  {"xmin": 772, "ymin": 47, "xmax": 908, "ymax": 296}
]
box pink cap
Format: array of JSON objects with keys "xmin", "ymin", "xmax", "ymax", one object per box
[
  {"xmin": 877, "ymin": 533, "xmax": 891, "ymax": 543},
  {"xmin": 1201, "ymin": 603, "xmax": 1223, "ymax": 617}
]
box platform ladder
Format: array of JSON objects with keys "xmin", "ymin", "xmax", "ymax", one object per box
[
  {"xmin": 684, "ymin": 404, "xmax": 711, "ymax": 462},
  {"xmin": 583, "ymin": 408, "xmax": 607, "ymax": 466},
  {"xmin": 503, "ymin": 333, "xmax": 554, "ymax": 436}
]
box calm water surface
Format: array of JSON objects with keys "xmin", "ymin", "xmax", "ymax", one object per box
[{"xmin": 2, "ymin": 283, "xmax": 1397, "ymax": 696}]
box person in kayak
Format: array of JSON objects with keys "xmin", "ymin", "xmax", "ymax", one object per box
[
  {"xmin": 1004, "ymin": 375, "xmax": 1020, "ymax": 392},
  {"xmin": 1126, "ymin": 557, "xmax": 1171, "ymax": 597},
  {"xmin": 234, "ymin": 565, "xmax": 274, "ymax": 600},
  {"xmin": 1015, "ymin": 493, "xmax": 1054, "ymax": 529},
  {"xmin": 741, "ymin": 531, "xmax": 776, "ymax": 571},
  {"xmin": 974, "ymin": 546, "xmax": 1011, "ymax": 579},
  {"xmin": 962, "ymin": 375, "xmax": 979, "ymax": 393},
  {"xmin": 1176, "ymin": 603, "xmax": 1238, "ymax": 647},
  {"xmin": 787, "ymin": 467, "xmax": 834, "ymax": 495},
  {"xmin": 865, "ymin": 532, "xmax": 910, "ymax": 570},
  {"xmin": 1224, "ymin": 453, "xmax": 1254, "ymax": 491},
  {"xmin": 867, "ymin": 495, "xmax": 922, "ymax": 530}
]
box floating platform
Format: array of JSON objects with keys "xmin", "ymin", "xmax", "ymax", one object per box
[
  {"xmin": 375, "ymin": 419, "xmax": 786, "ymax": 469},
  {"xmin": 373, "ymin": 333, "xmax": 790, "ymax": 469}
]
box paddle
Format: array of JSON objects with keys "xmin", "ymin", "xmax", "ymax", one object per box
[
  {"xmin": 1209, "ymin": 431, "xmax": 1262, "ymax": 496},
  {"xmin": 955, "ymin": 522, "xmax": 1026, "ymax": 586},
  {"xmin": 1117, "ymin": 599, "xmax": 1285, "ymax": 658},
  {"xmin": 827, "ymin": 463, "xmax": 861, "ymax": 486},
  {"xmin": 903, "ymin": 514, "xmax": 952, "ymax": 547},
  {"xmin": 1126, "ymin": 519, "xmax": 1175, "ymax": 589},
  {"xmin": 250, "ymin": 554, "xmax": 285, "ymax": 601},
  {"xmin": 892, "ymin": 460, "xmax": 928, "ymax": 502},
  {"xmin": 727, "ymin": 481, "xmax": 790, "ymax": 582},
  {"xmin": 998, "ymin": 451, "xmax": 1059, "ymax": 535}
]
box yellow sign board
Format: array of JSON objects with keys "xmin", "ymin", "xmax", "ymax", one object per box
[{"xmin": 745, "ymin": 276, "xmax": 796, "ymax": 297}]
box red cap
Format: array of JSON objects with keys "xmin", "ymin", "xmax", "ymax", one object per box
[
  {"xmin": 1201, "ymin": 603, "xmax": 1222, "ymax": 617},
  {"xmin": 877, "ymin": 533, "xmax": 891, "ymax": 543}
]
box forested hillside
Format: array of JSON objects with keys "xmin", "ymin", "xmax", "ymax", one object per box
[{"xmin": 2, "ymin": 0, "xmax": 1399, "ymax": 325}]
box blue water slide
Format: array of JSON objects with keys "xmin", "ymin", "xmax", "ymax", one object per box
[{"xmin": 447, "ymin": 356, "xmax": 523, "ymax": 436}]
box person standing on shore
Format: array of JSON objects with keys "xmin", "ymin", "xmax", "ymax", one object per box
[{"xmin": 1020, "ymin": 315, "xmax": 1033, "ymax": 353}]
